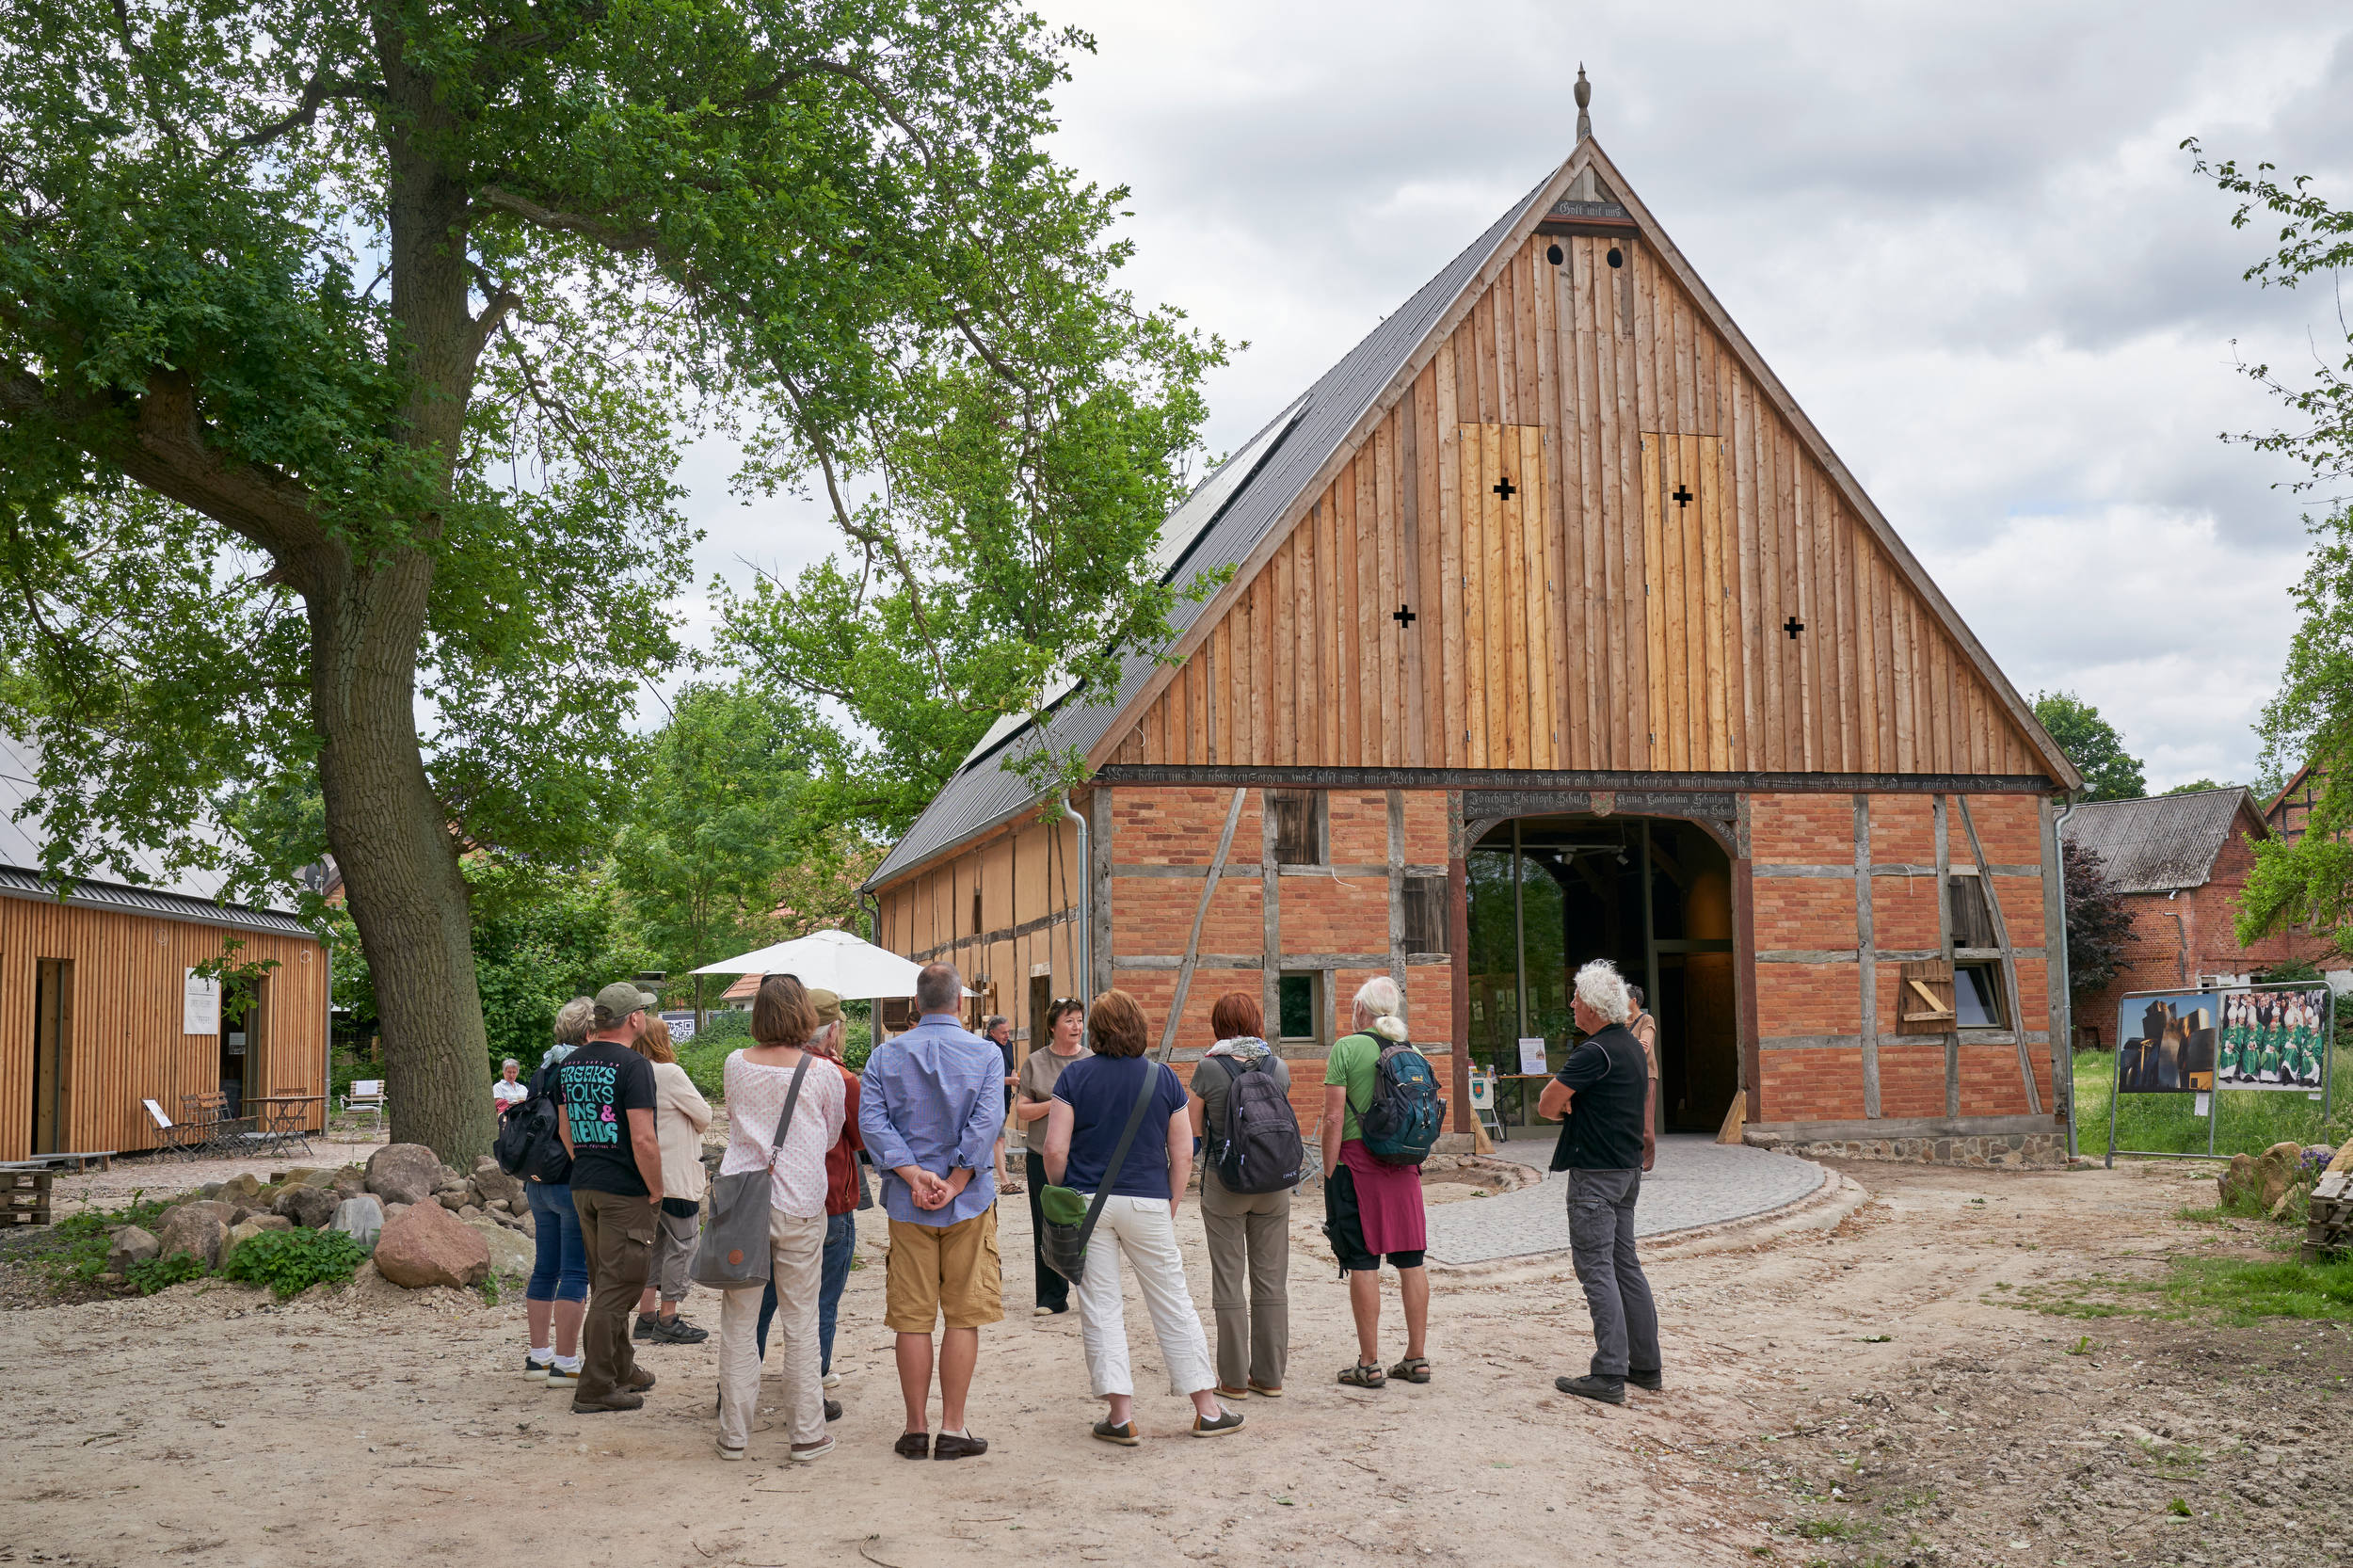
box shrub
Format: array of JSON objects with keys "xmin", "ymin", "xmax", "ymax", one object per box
[
  {"xmin": 219, "ymin": 1227, "xmax": 369, "ymax": 1299},
  {"xmin": 37, "ymin": 1192, "xmax": 175, "ymax": 1287},
  {"xmin": 127, "ymin": 1253, "xmax": 207, "ymax": 1295}
]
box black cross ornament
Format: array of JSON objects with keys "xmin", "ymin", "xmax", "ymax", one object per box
[
  {"xmin": 1672, "ymin": 484, "xmax": 1693, "ymax": 507},
  {"xmin": 1493, "ymin": 475, "xmax": 1516, "ymax": 501},
  {"xmin": 1783, "ymin": 616, "xmax": 1805, "ymax": 640},
  {"xmin": 1392, "ymin": 603, "xmax": 1417, "ymax": 629}
]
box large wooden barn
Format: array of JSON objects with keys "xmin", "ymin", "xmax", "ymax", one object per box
[
  {"xmin": 867, "ymin": 119, "xmax": 2085, "ymax": 1165},
  {"xmin": 0, "ymin": 740, "xmax": 328, "ymax": 1163}
]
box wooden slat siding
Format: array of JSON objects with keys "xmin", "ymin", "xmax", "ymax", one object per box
[
  {"xmin": 1701, "ymin": 435, "xmax": 1731, "ymax": 771},
  {"xmin": 1545, "ymin": 246, "xmax": 1585, "ymax": 765},
  {"xmin": 1523, "ymin": 423, "xmax": 1557, "ymax": 769},
  {"xmin": 1435, "ymin": 342, "xmax": 1465, "ymax": 768},
  {"xmin": 1416, "ymin": 366, "xmax": 1444, "ymax": 766},
  {"xmin": 1639, "ymin": 434, "xmax": 1665, "ymax": 763},
  {"xmin": 1513, "ymin": 241, "xmax": 1541, "ymax": 425},
  {"xmin": 1476, "ymin": 284, "xmax": 1500, "ymax": 425},
  {"xmin": 1465, "ymin": 423, "xmax": 1491, "ymax": 766},
  {"xmin": 0, "ymin": 908, "xmax": 328, "ymax": 1162},
  {"xmin": 1374, "ymin": 419, "xmax": 1402, "ymax": 766},
  {"xmin": 1502, "ymin": 424, "xmax": 1529, "ymax": 768},
  {"xmin": 1400, "ymin": 385, "xmax": 1426, "ymax": 767},
  {"xmin": 1612, "ymin": 237, "xmax": 1645, "ymax": 766}
]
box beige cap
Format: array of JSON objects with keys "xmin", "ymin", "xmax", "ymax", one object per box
[{"xmin": 808, "ymin": 987, "xmax": 845, "ymax": 1028}]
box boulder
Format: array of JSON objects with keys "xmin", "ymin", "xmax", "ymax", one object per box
[
  {"xmin": 216, "ymin": 1172, "xmax": 265, "ymax": 1203},
  {"xmin": 280, "ymin": 1166, "xmax": 326, "ymax": 1187},
  {"xmin": 160, "ymin": 1198, "xmax": 237, "ymax": 1232},
  {"xmin": 200, "ymin": 1181, "xmax": 224, "ymax": 1199},
  {"xmin": 156, "ymin": 1208, "xmax": 229, "ymax": 1270},
  {"xmin": 329, "ymin": 1193, "xmax": 386, "ymax": 1250},
  {"xmin": 365, "ymin": 1144, "xmax": 444, "ymax": 1207},
  {"xmin": 226, "ymin": 1215, "xmax": 289, "ymax": 1256},
  {"xmin": 374, "ymin": 1198, "xmax": 490, "ymax": 1289},
  {"xmin": 463, "ymin": 1215, "xmax": 536, "ymax": 1278},
  {"xmin": 1741, "ymin": 1129, "xmax": 1784, "ymax": 1151},
  {"xmin": 106, "ymin": 1225, "xmax": 160, "ymax": 1272},
  {"xmin": 302, "ymin": 1167, "xmax": 343, "ymax": 1190},
  {"xmin": 274, "ymin": 1182, "xmax": 340, "ymax": 1229},
  {"xmin": 2260, "ymin": 1141, "xmax": 2306, "ymax": 1211},
  {"xmin": 470, "ymin": 1157, "xmax": 525, "ymax": 1213},
  {"xmin": 2219, "ymin": 1151, "xmax": 2259, "ymax": 1207},
  {"xmin": 436, "ymin": 1190, "xmax": 470, "ymax": 1211}
]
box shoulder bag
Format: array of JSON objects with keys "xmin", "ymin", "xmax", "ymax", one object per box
[
  {"xmin": 1037, "ymin": 1064, "xmax": 1161, "ymax": 1285},
  {"xmin": 691, "ymin": 1053, "xmax": 812, "ymax": 1290}
]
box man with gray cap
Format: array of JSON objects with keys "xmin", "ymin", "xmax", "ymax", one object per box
[{"xmin": 555, "ymin": 980, "xmax": 666, "ymax": 1413}]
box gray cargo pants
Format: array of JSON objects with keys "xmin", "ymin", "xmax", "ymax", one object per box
[{"xmin": 1565, "ymin": 1167, "xmax": 1659, "ymax": 1380}]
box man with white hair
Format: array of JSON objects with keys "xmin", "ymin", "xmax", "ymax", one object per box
[{"xmin": 1536, "ymin": 958, "xmax": 1661, "ymax": 1405}]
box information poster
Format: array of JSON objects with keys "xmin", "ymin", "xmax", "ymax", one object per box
[
  {"xmin": 2214, "ymin": 986, "xmax": 2329, "ymax": 1091},
  {"xmin": 2119, "ymin": 984, "xmax": 2333, "ymax": 1095},
  {"xmin": 660, "ymin": 1010, "xmax": 698, "ymax": 1044},
  {"xmin": 183, "ymin": 969, "xmax": 222, "ymax": 1035},
  {"xmin": 1517, "ymin": 1036, "xmax": 1549, "ymax": 1075}
]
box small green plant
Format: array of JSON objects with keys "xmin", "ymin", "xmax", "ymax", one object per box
[
  {"xmin": 1790, "ymin": 1517, "xmax": 1866, "ymax": 1543},
  {"xmin": 2068, "ymin": 1335, "xmax": 2094, "ymax": 1355},
  {"xmin": 2166, "ymin": 1497, "xmax": 2191, "ymax": 1517},
  {"xmin": 479, "ymin": 1272, "xmax": 503, "ymax": 1305},
  {"xmin": 219, "ymin": 1228, "xmax": 368, "ymax": 1300},
  {"xmin": 35, "ymin": 1192, "xmax": 174, "ymax": 1287},
  {"xmin": 126, "ymin": 1253, "xmax": 207, "ymax": 1295}
]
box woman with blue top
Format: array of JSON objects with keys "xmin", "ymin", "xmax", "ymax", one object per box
[{"xmin": 1045, "ymin": 988, "xmax": 1244, "ymax": 1446}]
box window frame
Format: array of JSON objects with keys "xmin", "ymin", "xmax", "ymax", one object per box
[
  {"xmin": 1276, "ymin": 969, "xmax": 1324, "ymax": 1044},
  {"xmin": 1268, "ymin": 789, "xmax": 1327, "ymax": 868},
  {"xmin": 1402, "ymin": 873, "xmax": 1450, "ymax": 957},
  {"xmin": 1952, "ymin": 960, "xmax": 2009, "ymax": 1030}
]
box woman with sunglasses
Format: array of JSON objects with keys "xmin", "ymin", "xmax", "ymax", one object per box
[{"xmin": 1013, "ymin": 997, "xmax": 1089, "ymax": 1315}]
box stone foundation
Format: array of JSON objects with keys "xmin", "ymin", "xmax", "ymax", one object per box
[{"xmin": 1746, "ymin": 1128, "xmax": 2066, "ymax": 1168}]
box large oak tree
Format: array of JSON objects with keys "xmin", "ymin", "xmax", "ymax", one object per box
[{"xmin": 0, "ymin": 0, "xmax": 1218, "ymax": 1160}]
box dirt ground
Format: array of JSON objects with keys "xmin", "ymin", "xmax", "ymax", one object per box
[{"xmin": 2, "ymin": 1157, "xmax": 2345, "ymax": 1568}]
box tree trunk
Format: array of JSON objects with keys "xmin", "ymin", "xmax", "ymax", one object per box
[{"xmin": 311, "ymin": 541, "xmax": 493, "ymax": 1165}]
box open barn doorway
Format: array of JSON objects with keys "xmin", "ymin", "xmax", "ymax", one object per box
[{"xmin": 1467, "ymin": 816, "xmax": 1739, "ymax": 1135}]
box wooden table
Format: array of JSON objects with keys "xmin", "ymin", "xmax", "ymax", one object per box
[
  {"xmin": 248, "ymin": 1095, "xmax": 327, "ymax": 1157},
  {"xmin": 1493, "ymin": 1072, "xmax": 1557, "ymax": 1129}
]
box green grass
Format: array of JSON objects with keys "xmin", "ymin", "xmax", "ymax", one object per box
[
  {"xmin": 2073, "ymin": 1045, "xmax": 2347, "ymax": 1159},
  {"xmin": 2016, "ymin": 1255, "xmax": 2353, "ymax": 1324}
]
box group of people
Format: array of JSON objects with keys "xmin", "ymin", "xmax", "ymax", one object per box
[
  {"xmin": 504, "ymin": 952, "xmax": 1665, "ymax": 1455},
  {"xmin": 2217, "ymin": 990, "xmax": 2329, "ymax": 1086}
]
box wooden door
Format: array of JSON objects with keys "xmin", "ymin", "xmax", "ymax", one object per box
[{"xmin": 32, "ymin": 958, "xmax": 72, "ymax": 1155}]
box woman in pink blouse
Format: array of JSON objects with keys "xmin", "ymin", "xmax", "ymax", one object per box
[{"xmin": 715, "ymin": 975, "xmax": 846, "ymax": 1464}]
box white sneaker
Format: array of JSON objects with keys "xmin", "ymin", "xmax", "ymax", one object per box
[
  {"xmin": 822, "ymin": 1370, "xmax": 841, "ymax": 1389},
  {"xmin": 715, "ymin": 1440, "xmax": 745, "ymax": 1463},
  {"xmin": 787, "ymin": 1435, "xmax": 837, "ymax": 1463}
]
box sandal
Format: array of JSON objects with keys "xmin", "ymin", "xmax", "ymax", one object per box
[
  {"xmin": 1337, "ymin": 1361, "xmax": 1386, "ymax": 1388},
  {"xmin": 1389, "ymin": 1357, "xmax": 1432, "ymax": 1384}
]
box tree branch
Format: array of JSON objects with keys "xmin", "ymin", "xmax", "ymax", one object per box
[
  {"xmin": 219, "ymin": 70, "xmax": 382, "ymax": 154},
  {"xmin": 476, "ymin": 184, "xmax": 658, "ymax": 253}
]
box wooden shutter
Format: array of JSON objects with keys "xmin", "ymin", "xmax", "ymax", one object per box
[{"xmin": 1897, "ymin": 959, "xmax": 1956, "ymax": 1034}]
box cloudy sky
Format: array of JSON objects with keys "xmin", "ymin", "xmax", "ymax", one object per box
[{"xmin": 684, "ymin": 2, "xmax": 2353, "ymax": 792}]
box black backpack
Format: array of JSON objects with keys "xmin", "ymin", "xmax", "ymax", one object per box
[
  {"xmin": 494, "ymin": 1064, "xmax": 573, "ymax": 1184},
  {"xmin": 1210, "ymin": 1054, "xmax": 1305, "ymax": 1194}
]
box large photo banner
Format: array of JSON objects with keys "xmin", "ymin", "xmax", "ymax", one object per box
[
  {"xmin": 2117, "ymin": 992, "xmax": 2217, "ymax": 1094},
  {"xmin": 2214, "ymin": 985, "xmax": 2329, "ymax": 1090}
]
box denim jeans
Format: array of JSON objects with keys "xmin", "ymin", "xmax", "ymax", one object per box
[
  {"xmin": 524, "ymin": 1180, "xmax": 588, "ymax": 1303},
  {"xmin": 759, "ymin": 1210, "xmax": 856, "ymax": 1371}
]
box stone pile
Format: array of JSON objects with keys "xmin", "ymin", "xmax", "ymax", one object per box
[{"xmin": 110, "ymin": 1142, "xmax": 538, "ymax": 1292}]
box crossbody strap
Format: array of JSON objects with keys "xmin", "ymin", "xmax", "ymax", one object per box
[
  {"xmin": 1075, "ymin": 1064, "xmax": 1162, "ymax": 1251},
  {"xmin": 764, "ymin": 1055, "xmax": 813, "ymax": 1171}
]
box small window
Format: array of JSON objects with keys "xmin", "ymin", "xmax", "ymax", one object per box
[
  {"xmin": 972, "ymin": 888, "xmax": 984, "ymax": 936},
  {"xmin": 1946, "ymin": 872, "xmax": 1997, "ymax": 950},
  {"xmin": 1269, "ymin": 790, "xmax": 1325, "ymax": 866},
  {"xmin": 1277, "ymin": 971, "xmax": 1321, "ymax": 1041},
  {"xmin": 1953, "ymin": 962, "xmax": 2007, "ymax": 1029},
  {"xmin": 1403, "ymin": 874, "xmax": 1449, "ymax": 955}
]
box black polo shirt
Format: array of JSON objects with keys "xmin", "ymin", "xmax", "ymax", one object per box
[{"xmin": 1549, "ymin": 1023, "xmax": 1647, "ymax": 1172}]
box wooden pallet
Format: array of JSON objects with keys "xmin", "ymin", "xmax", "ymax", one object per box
[
  {"xmin": 1, "ymin": 1166, "xmax": 54, "ymax": 1226},
  {"xmin": 2303, "ymin": 1191, "xmax": 2351, "ymax": 1263}
]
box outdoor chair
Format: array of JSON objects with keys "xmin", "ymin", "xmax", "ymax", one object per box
[
  {"xmin": 144, "ymin": 1099, "xmax": 204, "ymax": 1161},
  {"xmin": 341, "ymin": 1080, "xmax": 387, "ymax": 1139}
]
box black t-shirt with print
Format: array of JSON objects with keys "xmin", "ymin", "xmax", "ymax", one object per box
[{"xmin": 557, "ymin": 1040, "xmax": 658, "ymax": 1195}]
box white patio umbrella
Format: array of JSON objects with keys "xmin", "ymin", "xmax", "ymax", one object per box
[{"xmin": 689, "ymin": 927, "xmax": 970, "ymax": 1001}]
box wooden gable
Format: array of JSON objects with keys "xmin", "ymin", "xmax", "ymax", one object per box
[{"xmin": 1102, "ymin": 150, "xmax": 2069, "ymax": 783}]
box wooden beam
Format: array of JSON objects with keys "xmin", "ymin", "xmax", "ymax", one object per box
[{"xmin": 1158, "ymin": 789, "xmax": 1249, "ymax": 1059}]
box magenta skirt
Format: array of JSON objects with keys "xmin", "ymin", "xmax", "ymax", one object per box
[{"xmin": 1338, "ymin": 1139, "xmax": 1427, "ymax": 1256}]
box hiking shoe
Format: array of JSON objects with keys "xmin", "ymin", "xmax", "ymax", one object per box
[
  {"xmin": 523, "ymin": 1353, "xmax": 554, "ymax": 1379},
  {"xmin": 1627, "ymin": 1368, "xmax": 1664, "ymax": 1393},
  {"xmin": 1556, "ymin": 1374, "xmax": 1625, "ymax": 1405},
  {"xmin": 1092, "ymin": 1419, "xmax": 1140, "ymax": 1447},
  {"xmin": 893, "ymin": 1431, "xmax": 931, "ymax": 1460},
  {"xmin": 620, "ymin": 1367, "xmax": 656, "ymax": 1394},
  {"xmin": 788, "ymin": 1435, "xmax": 837, "ymax": 1464},
  {"xmin": 1191, "ymin": 1408, "xmax": 1245, "ymax": 1438},
  {"xmin": 649, "ymin": 1316, "xmax": 710, "ymax": 1345},
  {"xmin": 572, "ymin": 1390, "xmax": 645, "ymax": 1414},
  {"xmin": 632, "ymin": 1312, "xmax": 659, "ymax": 1341},
  {"xmin": 933, "ymin": 1431, "xmax": 988, "ymax": 1460},
  {"xmin": 545, "ymin": 1363, "xmax": 581, "ymax": 1390}
]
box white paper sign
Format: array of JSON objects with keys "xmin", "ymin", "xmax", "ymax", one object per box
[
  {"xmin": 2193, "ymin": 1091, "xmax": 2211, "ymax": 1118},
  {"xmin": 1518, "ymin": 1036, "xmax": 1549, "ymax": 1075},
  {"xmin": 183, "ymin": 969, "xmax": 222, "ymax": 1034}
]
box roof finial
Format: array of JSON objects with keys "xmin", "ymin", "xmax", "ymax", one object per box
[{"xmin": 1575, "ymin": 64, "xmax": 1592, "ymax": 143}]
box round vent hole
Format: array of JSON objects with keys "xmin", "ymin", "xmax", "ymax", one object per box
[
  {"xmin": 1607, "ymin": 247, "xmax": 1624, "ymax": 269},
  {"xmin": 1545, "ymin": 243, "xmax": 1564, "ymax": 265}
]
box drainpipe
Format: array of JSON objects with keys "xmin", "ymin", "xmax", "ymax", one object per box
[
  {"xmin": 2054, "ymin": 792, "xmax": 2081, "ymax": 1160},
  {"xmin": 1062, "ymin": 792, "xmax": 1091, "ymax": 1020}
]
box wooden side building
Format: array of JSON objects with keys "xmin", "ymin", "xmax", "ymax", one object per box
[
  {"xmin": 866, "ymin": 118, "xmax": 2085, "ymax": 1165},
  {"xmin": 0, "ymin": 741, "xmax": 328, "ymax": 1162}
]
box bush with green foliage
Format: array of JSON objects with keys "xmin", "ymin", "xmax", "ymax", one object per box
[
  {"xmin": 35, "ymin": 1192, "xmax": 173, "ymax": 1287},
  {"xmin": 220, "ymin": 1227, "xmax": 370, "ymax": 1300},
  {"xmin": 126, "ymin": 1253, "xmax": 207, "ymax": 1296}
]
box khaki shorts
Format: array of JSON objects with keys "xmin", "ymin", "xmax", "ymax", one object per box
[{"xmin": 884, "ymin": 1208, "xmax": 1003, "ymax": 1332}]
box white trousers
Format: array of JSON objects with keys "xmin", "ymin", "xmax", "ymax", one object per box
[
  {"xmin": 1073, "ymin": 1193, "xmax": 1217, "ymax": 1400},
  {"xmin": 717, "ymin": 1208, "xmax": 826, "ymax": 1451}
]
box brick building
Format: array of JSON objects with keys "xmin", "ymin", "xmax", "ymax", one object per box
[
  {"xmin": 864, "ymin": 118, "xmax": 2085, "ymax": 1165},
  {"xmin": 2061, "ymin": 789, "xmax": 2345, "ymax": 1048}
]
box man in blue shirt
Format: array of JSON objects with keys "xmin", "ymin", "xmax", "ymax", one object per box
[{"xmin": 859, "ymin": 962, "xmax": 1005, "ymax": 1460}]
